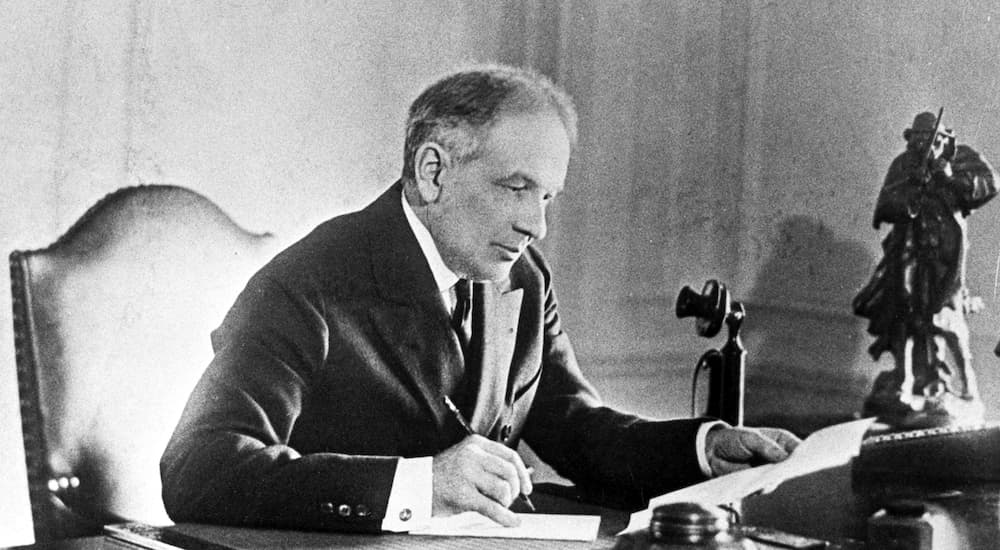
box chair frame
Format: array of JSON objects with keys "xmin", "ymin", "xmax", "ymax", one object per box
[
  {"xmin": 12, "ymin": 198, "xmax": 113, "ymax": 540},
  {"xmin": 12, "ymin": 247, "xmax": 61, "ymax": 538}
]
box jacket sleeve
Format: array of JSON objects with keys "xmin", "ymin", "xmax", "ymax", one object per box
[
  {"xmin": 520, "ymin": 251, "xmax": 713, "ymax": 510},
  {"xmin": 873, "ymin": 155, "xmax": 924, "ymax": 227},
  {"xmin": 160, "ymin": 271, "xmax": 397, "ymax": 533},
  {"xmin": 949, "ymin": 144, "xmax": 998, "ymax": 213}
]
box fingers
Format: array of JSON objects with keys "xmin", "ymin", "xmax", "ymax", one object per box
[
  {"xmin": 736, "ymin": 428, "xmax": 791, "ymax": 463},
  {"xmin": 472, "ymin": 469, "xmax": 517, "ymax": 507},
  {"xmin": 710, "ymin": 458, "xmax": 754, "ymax": 476},
  {"xmin": 706, "ymin": 426, "xmax": 801, "ymax": 476},
  {"xmin": 479, "ymin": 438, "xmax": 533, "ymax": 497},
  {"xmin": 755, "ymin": 435, "xmax": 791, "ymax": 463},
  {"xmin": 758, "ymin": 427, "xmax": 801, "ymax": 454},
  {"xmin": 472, "ymin": 496, "xmax": 520, "ymax": 527},
  {"xmin": 432, "ymin": 435, "xmax": 532, "ymax": 526}
]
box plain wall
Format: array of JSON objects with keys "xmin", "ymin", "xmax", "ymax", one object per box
[{"xmin": 3, "ymin": 1, "xmax": 1000, "ymax": 544}]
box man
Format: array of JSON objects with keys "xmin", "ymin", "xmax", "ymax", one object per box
[
  {"xmin": 853, "ymin": 111, "xmax": 997, "ymax": 427},
  {"xmin": 161, "ymin": 64, "xmax": 799, "ymax": 533}
]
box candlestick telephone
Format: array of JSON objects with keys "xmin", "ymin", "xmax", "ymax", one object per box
[{"xmin": 676, "ymin": 280, "xmax": 746, "ymax": 426}]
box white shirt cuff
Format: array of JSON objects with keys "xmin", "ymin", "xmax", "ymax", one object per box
[
  {"xmin": 380, "ymin": 456, "xmax": 433, "ymax": 532},
  {"xmin": 696, "ymin": 420, "xmax": 731, "ymax": 477}
]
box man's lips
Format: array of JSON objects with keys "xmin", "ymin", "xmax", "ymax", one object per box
[{"xmin": 494, "ymin": 243, "xmax": 524, "ymax": 258}]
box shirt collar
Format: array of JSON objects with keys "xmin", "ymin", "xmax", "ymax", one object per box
[{"xmin": 401, "ymin": 191, "xmax": 459, "ymax": 293}]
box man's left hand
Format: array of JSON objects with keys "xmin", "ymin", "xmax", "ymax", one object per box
[{"xmin": 705, "ymin": 426, "xmax": 800, "ymax": 476}]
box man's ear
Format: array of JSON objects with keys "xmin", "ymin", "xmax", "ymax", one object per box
[{"xmin": 413, "ymin": 143, "xmax": 447, "ymax": 203}]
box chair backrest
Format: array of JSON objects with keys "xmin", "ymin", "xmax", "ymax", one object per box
[{"xmin": 11, "ymin": 185, "xmax": 279, "ymax": 541}]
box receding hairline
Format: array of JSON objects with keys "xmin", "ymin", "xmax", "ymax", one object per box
[
  {"xmin": 413, "ymin": 66, "xmax": 574, "ymax": 134},
  {"xmin": 400, "ymin": 64, "xmax": 578, "ymax": 179}
]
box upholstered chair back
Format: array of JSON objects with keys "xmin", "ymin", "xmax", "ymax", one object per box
[{"xmin": 11, "ymin": 185, "xmax": 278, "ymax": 541}]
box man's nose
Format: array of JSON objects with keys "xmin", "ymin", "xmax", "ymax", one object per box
[{"xmin": 513, "ymin": 200, "xmax": 548, "ymax": 242}]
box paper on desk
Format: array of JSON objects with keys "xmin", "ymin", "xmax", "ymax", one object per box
[
  {"xmin": 621, "ymin": 417, "xmax": 877, "ymax": 535},
  {"xmin": 411, "ymin": 512, "xmax": 601, "ymax": 541}
]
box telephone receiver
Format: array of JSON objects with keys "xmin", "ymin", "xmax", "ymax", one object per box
[{"xmin": 676, "ymin": 280, "xmax": 746, "ymax": 426}]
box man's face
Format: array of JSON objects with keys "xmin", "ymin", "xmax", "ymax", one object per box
[
  {"xmin": 907, "ymin": 130, "xmax": 933, "ymax": 153},
  {"xmin": 907, "ymin": 130, "xmax": 948, "ymax": 160},
  {"xmin": 425, "ymin": 111, "xmax": 571, "ymax": 282}
]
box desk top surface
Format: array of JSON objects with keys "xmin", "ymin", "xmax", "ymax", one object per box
[
  {"xmin": 9, "ymin": 489, "xmax": 629, "ymax": 550},
  {"xmin": 171, "ymin": 489, "xmax": 628, "ymax": 550},
  {"xmin": 14, "ymin": 477, "xmax": 1000, "ymax": 550}
]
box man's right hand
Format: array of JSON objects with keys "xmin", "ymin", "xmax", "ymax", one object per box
[{"xmin": 431, "ymin": 434, "xmax": 533, "ymax": 527}]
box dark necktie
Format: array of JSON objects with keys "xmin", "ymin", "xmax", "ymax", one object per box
[{"xmin": 451, "ymin": 279, "xmax": 472, "ymax": 350}]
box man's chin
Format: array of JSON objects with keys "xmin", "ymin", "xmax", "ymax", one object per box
[{"xmin": 469, "ymin": 261, "xmax": 516, "ymax": 283}]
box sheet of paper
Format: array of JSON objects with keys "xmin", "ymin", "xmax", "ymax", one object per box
[
  {"xmin": 621, "ymin": 417, "xmax": 877, "ymax": 535},
  {"xmin": 410, "ymin": 512, "xmax": 601, "ymax": 541}
]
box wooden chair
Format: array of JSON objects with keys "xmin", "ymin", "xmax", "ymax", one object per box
[{"xmin": 10, "ymin": 185, "xmax": 278, "ymax": 542}]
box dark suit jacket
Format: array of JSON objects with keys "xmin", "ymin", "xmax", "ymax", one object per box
[{"xmin": 160, "ymin": 181, "xmax": 711, "ymax": 532}]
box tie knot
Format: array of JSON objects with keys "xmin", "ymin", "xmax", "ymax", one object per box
[
  {"xmin": 453, "ymin": 279, "xmax": 471, "ymax": 314},
  {"xmin": 451, "ymin": 279, "xmax": 472, "ymax": 339}
]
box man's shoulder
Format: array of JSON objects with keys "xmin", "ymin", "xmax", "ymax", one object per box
[
  {"xmin": 276, "ymin": 210, "xmax": 371, "ymax": 268},
  {"xmin": 257, "ymin": 190, "xmax": 398, "ymax": 290},
  {"xmin": 885, "ymin": 150, "xmax": 916, "ymax": 174}
]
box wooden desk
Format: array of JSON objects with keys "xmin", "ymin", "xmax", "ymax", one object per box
[
  {"xmin": 4, "ymin": 536, "xmax": 131, "ymax": 550},
  {"xmin": 16, "ymin": 476, "xmax": 997, "ymax": 549},
  {"xmin": 165, "ymin": 490, "xmax": 625, "ymax": 550},
  {"xmin": 7, "ymin": 496, "xmax": 848, "ymax": 550},
  {"xmin": 5, "ymin": 489, "xmax": 628, "ymax": 550},
  {"xmin": 743, "ymin": 453, "xmax": 1000, "ymax": 548}
]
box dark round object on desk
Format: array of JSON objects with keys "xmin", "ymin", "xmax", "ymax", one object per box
[
  {"xmin": 649, "ymin": 502, "xmax": 755, "ymax": 548},
  {"xmin": 651, "ymin": 502, "xmax": 727, "ymax": 541},
  {"xmin": 884, "ymin": 499, "xmax": 928, "ymax": 517}
]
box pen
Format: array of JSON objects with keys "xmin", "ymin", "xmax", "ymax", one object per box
[{"xmin": 442, "ymin": 395, "xmax": 536, "ymax": 512}]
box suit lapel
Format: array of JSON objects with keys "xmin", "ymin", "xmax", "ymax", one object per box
[
  {"xmin": 371, "ymin": 308, "xmax": 465, "ymax": 444},
  {"xmin": 364, "ymin": 182, "xmax": 462, "ymax": 433},
  {"xmin": 468, "ymin": 282, "xmax": 523, "ymax": 434}
]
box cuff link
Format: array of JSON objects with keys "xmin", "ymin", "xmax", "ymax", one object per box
[{"xmin": 399, "ymin": 508, "xmax": 413, "ymax": 521}]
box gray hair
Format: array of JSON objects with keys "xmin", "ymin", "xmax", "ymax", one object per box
[{"xmin": 401, "ymin": 64, "xmax": 578, "ymax": 180}]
